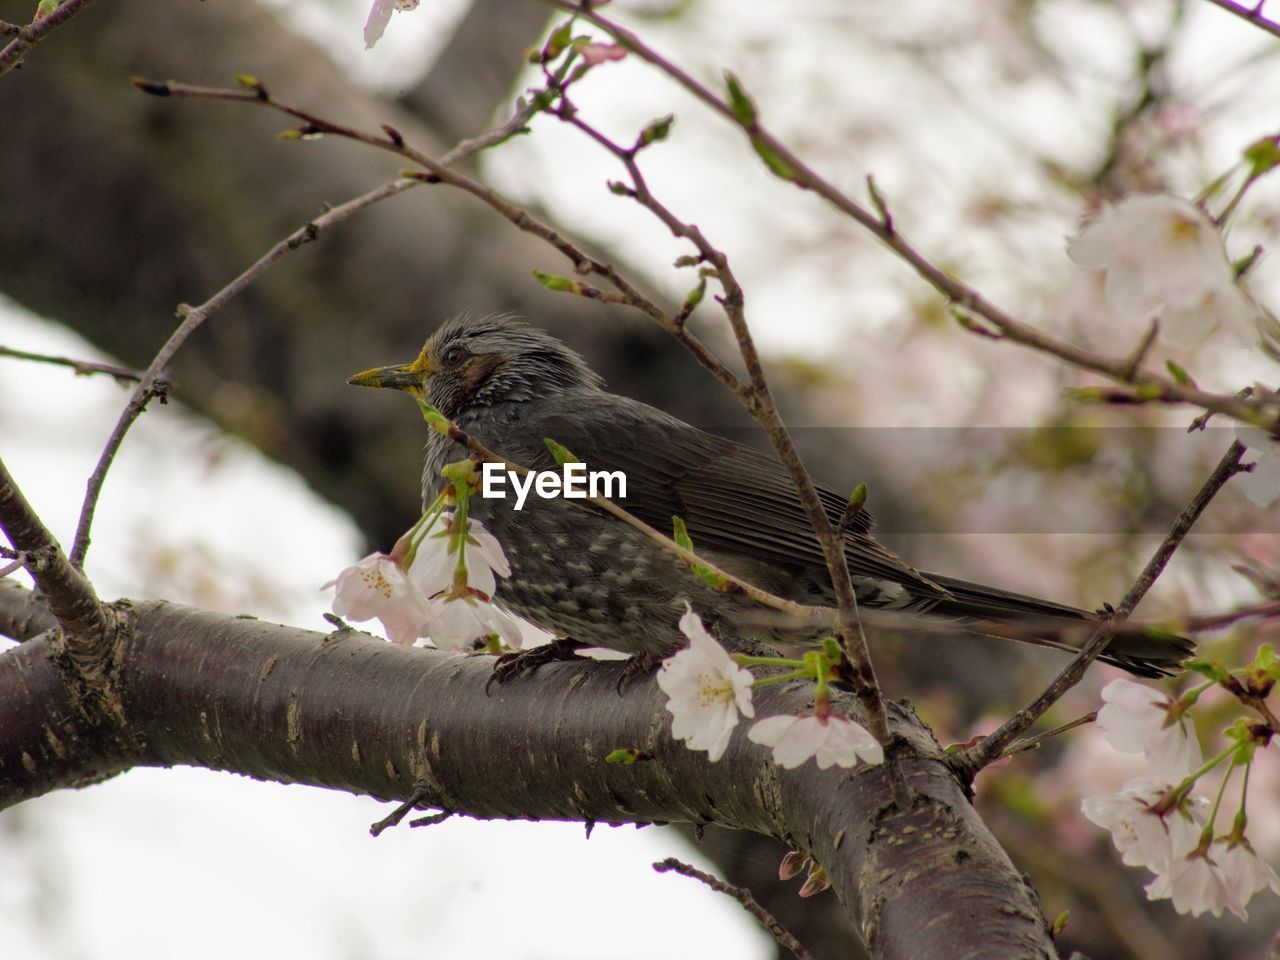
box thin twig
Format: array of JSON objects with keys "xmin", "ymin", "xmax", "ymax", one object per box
[
  {"xmin": 370, "ymin": 782, "xmax": 434, "ymax": 837},
  {"xmin": 546, "ymin": 88, "xmax": 888, "ymax": 741},
  {"xmin": 0, "ymin": 0, "xmax": 99, "ymax": 76},
  {"xmin": 135, "ymin": 76, "xmax": 752, "ymax": 412},
  {"xmin": 1002, "ymin": 711, "xmax": 1097, "ymax": 758},
  {"xmin": 67, "ymin": 90, "xmax": 541, "ymax": 570},
  {"xmin": 1202, "ymin": 0, "xmax": 1280, "ymax": 39},
  {"xmin": 550, "ymin": 0, "xmax": 1280, "ymax": 433},
  {"xmin": 954, "ymin": 440, "xmax": 1248, "ymax": 775},
  {"xmin": 0, "ymin": 345, "xmax": 152, "ymax": 384},
  {"xmin": 652, "ymin": 858, "xmax": 816, "ymax": 960}
]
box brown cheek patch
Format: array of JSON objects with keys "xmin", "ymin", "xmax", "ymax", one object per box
[{"xmin": 461, "ymin": 354, "xmax": 505, "ymax": 393}]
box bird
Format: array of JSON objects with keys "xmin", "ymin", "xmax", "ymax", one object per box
[{"xmin": 348, "ymin": 313, "xmax": 1192, "ymax": 679}]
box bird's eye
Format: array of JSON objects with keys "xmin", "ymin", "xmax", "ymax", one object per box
[{"xmin": 442, "ymin": 345, "xmax": 466, "ymax": 366}]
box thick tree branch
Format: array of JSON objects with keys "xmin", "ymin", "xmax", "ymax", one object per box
[{"xmin": 0, "ymin": 584, "xmax": 1055, "ymax": 959}]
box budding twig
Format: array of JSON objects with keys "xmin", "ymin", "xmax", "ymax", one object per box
[
  {"xmin": 652, "ymin": 858, "xmax": 816, "ymax": 960},
  {"xmin": 953, "ymin": 440, "xmax": 1249, "ymax": 777}
]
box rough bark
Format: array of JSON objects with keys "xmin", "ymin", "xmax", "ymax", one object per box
[{"xmin": 0, "ymin": 581, "xmax": 1055, "ymax": 960}]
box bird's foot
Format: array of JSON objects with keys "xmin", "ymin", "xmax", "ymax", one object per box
[
  {"xmin": 616, "ymin": 652, "xmax": 663, "ymax": 695},
  {"xmin": 486, "ymin": 638, "xmax": 586, "ymax": 695}
]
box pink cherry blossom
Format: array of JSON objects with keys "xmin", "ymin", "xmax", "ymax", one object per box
[
  {"xmin": 326, "ymin": 552, "xmax": 433, "ymax": 646},
  {"xmin": 657, "ymin": 608, "xmax": 755, "ymax": 762},
  {"xmin": 1068, "ymin": 194, "xmax": 1256, "ymax": 347},
  {"xmin": 747, "ymin": 713, "xmax": 883, "ymax": 770},
  {"xmin": 1096, "ymin": 678, "xmax": 1202, "ymax": 782}
]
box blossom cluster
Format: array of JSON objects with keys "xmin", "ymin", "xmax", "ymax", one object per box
[
  {"xmin": 1082, "ymin": 677, "xmax": 1279, "ymax": 920},
  {"xmin": 656, "ymin": 607, "xmax": 884, "ymax": 770},
  {"xmin": 326, "ymin": 508, "xmax": 524, "ymax": 653}
]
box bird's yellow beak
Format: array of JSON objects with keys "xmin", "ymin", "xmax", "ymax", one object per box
[{"xmin": 347, "ymin": 349, "xmax": 434, "ymax": 393}]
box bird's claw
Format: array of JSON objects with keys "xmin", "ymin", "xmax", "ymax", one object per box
[
  {"xmin": 485, "ymin": 638, "xmax": 586, "ymax": 695},
  {"xmin": 616, "ymin": 652, "xmax": 663, "ymax": 695}
]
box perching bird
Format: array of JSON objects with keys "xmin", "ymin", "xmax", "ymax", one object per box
[{"xmin": 349, "ymin": 314, "xmax": 1192, "ymax": 678}]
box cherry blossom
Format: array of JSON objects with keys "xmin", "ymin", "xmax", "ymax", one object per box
[
  {"xmin": 428, "ymin": 594, "xmax": 524, "ymax": 652},
  {"xmin": 657, "ymin": 608, "xmax": 755, "ymax": 762},
  {"xmin": 409, "ymin": 512, "xmax": 511, "ymax": 600},
  {"xmin": 1067, "ymin": 194, "xmax": 1256, "ymax": 347},
  {"xmin": 581, "ymin": 43, "xmax": 627, "ymax": 67},
  {"xmin": 1081, "ymin": 778, "xmax": 1205, "ymax": 873},
  {"xmin": 1236, "ymin": 424, "xmax": 1280, "ymax": 509},
  {"xmin": 1147, "ymin": 847, "xmax": 1243, "ymax": 919},
  {"xmin": 1218, "ymin": 838, "xmax": 1280, "ymax": 917},
  {"xmin": 326, "ymin": 552, "xmax": 433, "ymax": 647},
  {"xmin": 747, "ymin": 713, "xmax": 883, "ymax": 770},
  {"xmin": 1096, "ymin": 678, "xmax": 1202, "ymax": 782},
  {"xmin": 364, "ymin": 0, "xmax": 419, "ymax": 49}
]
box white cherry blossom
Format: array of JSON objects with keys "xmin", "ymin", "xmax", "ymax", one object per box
[
  {"xmin": 747, "ymin": 713, "xmax": 884, "ymax": 770},
  {"xmin": 657, "ymin": 608, "xmax": 755, "ymax": 762},
  {"xmin": 1218, "ymin": 838, "xmax": 1280, "ymax": 918},
  {"xmin": 363, "ymin": 0, "xmax": 419, "ymax": 49},
  {"xmin": 428, "ymin": 595, "xmax": 524, "ymax": 653},
  {"xmin": 326, "ymin": 552, "xmax": 433, "ymax": 647},
  {"xmin": 1067, "ymin": 194, "xmax": 1255, "ymax": 347},
  {"xmin": 1081, "ymin": 778, "xmax": 1205, "ymax": 873},
  {"xmin": 1096, "ymin": 678, "xmax": 1202, "ymax": 782},
  {"xmin": 409, "ymin": 512, "xmax": 511, "ymax": 600},
  {"xmin": 1148, "ymin": 848, "xmax": 1244, "ymax": 919}
]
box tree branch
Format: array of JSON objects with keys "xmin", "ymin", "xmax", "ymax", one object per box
[
  {"xmin": 1202, "ymin": 0, "xmax": 1280, "ymax": 39},
  {"xmin": 0, "ymin": 344, "xmax": 152, "ymax": 383},
  {"xmin": 0, "ymin": 583, "xmax": 1056, "ymax": 959},
  {"xmin": 0, "ymin": 457, "xmax": 106, "ymax": 647},
  {"xmin": 952, "ymin": 439, "xmax": 1248, "ymax": 775},
  {"xmin": 0, "ymin": 0, "xmax": 99, "ymax": 76},
  {"xmin": 66, "ymin": 88, "xmax": 542, "ymax": 570},
  {"xmin": 552, "ymin": 0, "xmax": 1280, "ymax": 433}
]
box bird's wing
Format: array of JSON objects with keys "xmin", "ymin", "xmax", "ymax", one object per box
[{"xmin": 519, "ymin": 394, "xmax": 947, "ymax": 599}]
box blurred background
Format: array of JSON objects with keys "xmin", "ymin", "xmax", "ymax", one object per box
[{"xmin": 1, "ymin": 0, "xmax": 1279, "ymax": 957}]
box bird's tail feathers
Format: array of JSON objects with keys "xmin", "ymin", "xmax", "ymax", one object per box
[{"xmin": 920, "ymin": 572, "xmax": 1194, "ymax": 679}]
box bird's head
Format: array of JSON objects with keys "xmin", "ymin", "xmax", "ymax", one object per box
[{"xmin": 347, "ymin": 314, "xmax": 602, "ymax": 417}]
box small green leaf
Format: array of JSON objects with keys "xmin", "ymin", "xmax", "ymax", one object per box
[
  {"xmin": 849, "ymin": 482, "xmax": 868, "ymax": 508},
  {"xmin": 234, "ymin": 73, "xmax": 260, "ymax": 89},
  {"xmin": 1051, "ymin": 911, "xmax": 1070, "ymax": 936},
  {"xmin": 607, "ymin": 180, "xmax": 631, "ymax": 196},
  {"xmin": 440, "ymin": 458, "xmax": 477, "ymax": 486},
  {"xmin": 751, "ymin": 134, "xmax": 798, "ymax": 181},
  {"xmin": 1182, "ymin": 658, "xmax": 1231, "ymax": 682},
  {"xmin": 672, "ymin": 516, "xmax": 730, "ymax": 590},
  {"xmin": 724, "ymin": 71, "xmax": 757, "ymax": 127},
  {"xmin": 1255, "ymin": 643, "xmax": 1277, "ymax": 677},
  {"xmin": 673, "ymin": 254, "xmax": 701, "ymax": 268},
  {"xmin": 1066, "ymin": 386, "xmax": 1109, "ymax": 403},
  {"xmin": 1165, "ymin": 360, "xmax": 1193, "ymax": 386},
  {"xmin": 416, "ymin": 400, "xmax": 452, "ymax": 436},
  {"xmin": 681, "ymin": 277, "xmax": 706, "ymax": 312},
  {"xmin": 605, "ymin": 748, "xmax": 648, "ymax": 765},
  {"xmin": 638, "ymin": 114, "xmax": 675, "ymax": 147},
  {"xmin": 532, "ymin": 270, "xmax": 583, "ymax": 295},
  {"xmin": 543, "ymin": 437, "xmax": 579, "ymax": 465},
  {"xmin": 543, "ymin": 18, "xmax": 575, "ymax": 61},
  {"xmin": 1244, "ymin": 136, "xmax": 1280, "ymax": 178}
]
